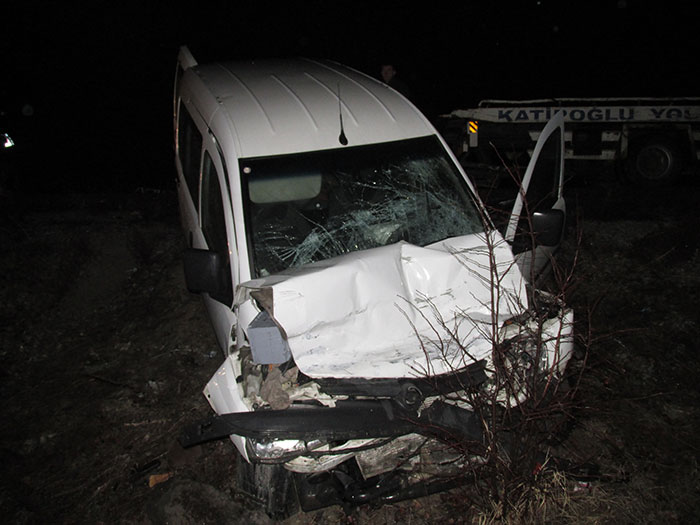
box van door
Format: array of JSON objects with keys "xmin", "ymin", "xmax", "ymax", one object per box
[
  {"xmin": 504, "ymin": 112, "xmax": 565, "ymax": 281},
  {"xmin": 199, "ymin": 142, "xmax": 238, "ymax": 354}
]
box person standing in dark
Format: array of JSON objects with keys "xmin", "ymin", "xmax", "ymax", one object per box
[{"xmin": 380, "ymin": 63, "xmax": 412, "ymax": 100}]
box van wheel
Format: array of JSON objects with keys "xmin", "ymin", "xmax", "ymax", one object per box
[
  {"xmin": 235, "ymin": 457, "xmax": 299, "ymax": 519},
  {"xmin": 627, "ymin": 136, "xmax": 683, "ymax": 185}
]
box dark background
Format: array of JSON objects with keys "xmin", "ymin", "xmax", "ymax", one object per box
[
  {"xmin": 1, "ymin": 1, "xmax": 697, "ymax": 192},
  {"xmin": 3, "ymin": 5, "xmax": 700, "ymax": 521}
]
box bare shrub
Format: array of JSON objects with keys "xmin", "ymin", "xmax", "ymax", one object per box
[{"xmin": 403, "ymin": 160, "xmax": 588, "ymax": 522}]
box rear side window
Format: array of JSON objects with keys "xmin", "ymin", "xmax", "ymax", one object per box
[{"xmin": 177, "ymin": 106, "xmax": 203, "ymax": 208}]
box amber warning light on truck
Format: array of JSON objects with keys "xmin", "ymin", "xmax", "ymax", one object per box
[{"xmin": 467, "ymin": 120, "xmax": 478, "ymax": 147}]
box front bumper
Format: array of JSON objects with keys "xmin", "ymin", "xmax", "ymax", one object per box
[
  {"xmin": 180, "ymin": 398, "xmax": 486, "ymax": 511},
  {"xmin": 179, "ymin": 398, "xmax": 484, "ymax": 448}
]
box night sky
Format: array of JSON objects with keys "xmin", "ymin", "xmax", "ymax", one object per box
[{"xmin": 2, "ymin": 1, "xmax": 698, "ymax": 192}]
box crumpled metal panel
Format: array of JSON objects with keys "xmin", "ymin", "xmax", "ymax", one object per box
[{"xmin": 239, "ymin": 233, "xmax": 526, "ymax": 379}]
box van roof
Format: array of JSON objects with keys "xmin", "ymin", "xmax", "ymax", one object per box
[{"xmin": 188, "ymin": 58, "xmax": 434, "ymax": 158}]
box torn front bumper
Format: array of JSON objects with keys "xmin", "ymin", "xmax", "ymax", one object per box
[
  {"xmin": 179, "ymin": 398, "xmax": 484, "ymax": 448},
  {"xmin": 180, "ymin": 359, "xmax": 488, "ymax": 452},
  {"xmin": 179, "ymin": 397, "xmax": 485, "ymax": 510}
]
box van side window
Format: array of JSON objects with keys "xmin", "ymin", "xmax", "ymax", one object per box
[
  {"xmin": 201, "ymin": 151, "xmax": 233, "ymax": 305},
  {"xmin": 525, "ymin": 127, "xmax": 561, "ymax": 212},
  {"xmin": 178, "ymin": 107, "xmax": 203, "ymax": 209},
  {"xmin": 511, "ymin": 127, "xmax": 562, "ymax": 254}
]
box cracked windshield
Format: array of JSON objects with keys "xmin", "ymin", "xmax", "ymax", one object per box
[{"xmin": 242, "ymin": 136, "xmax": 485, "ymax": 276}]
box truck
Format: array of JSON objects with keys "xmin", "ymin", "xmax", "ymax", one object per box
[{"xmin": 438, "ymin": 97, "xmax": 700, "ymax": 185}]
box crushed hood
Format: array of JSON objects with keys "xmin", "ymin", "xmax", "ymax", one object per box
[{"xmin": 238, "ymin": 233, "xmax": 526, "ymax": 379}]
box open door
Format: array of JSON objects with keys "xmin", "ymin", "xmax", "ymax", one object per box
[{"xmin": 504, "ymin": 112, "xmax": 565, "ymax": 282}]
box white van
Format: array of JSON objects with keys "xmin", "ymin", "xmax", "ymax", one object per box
[{"xmin": 173, "ymin": 46, "xmax": 573, "ymax": 516}]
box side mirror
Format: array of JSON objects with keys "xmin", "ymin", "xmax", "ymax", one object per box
[
  {"xmin": 532, "ymin": 209, "xmax": 565, "ymax": 247},
  {"xmin": 183, "ymin": 249, "xmax": 230, "ymax": 301}
]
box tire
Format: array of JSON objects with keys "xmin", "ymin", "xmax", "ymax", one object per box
[
  {"xmin": 626, "ymin": 136, "xmax": 683, "ymax": 185},
  {"xmin": 235, "ymin": 456, "xmax": 299, "ymax": 519}
]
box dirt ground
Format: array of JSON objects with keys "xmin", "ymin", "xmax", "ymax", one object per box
[{"xmin": 1, "ymin": 167, "xmax": 700, "ymax": 523}]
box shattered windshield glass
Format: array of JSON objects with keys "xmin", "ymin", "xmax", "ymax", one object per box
[{"xmin": 242, "ymin": 136, "xmax": 485, "ymax": 276}]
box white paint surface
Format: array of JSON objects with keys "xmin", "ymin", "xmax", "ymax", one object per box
[{"xmin": 239, "ymin": 234, "xmax": 526, "ymax": 379}]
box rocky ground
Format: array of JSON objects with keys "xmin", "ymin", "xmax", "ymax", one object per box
[{"xmin": 1, "ymin": 167, "xmax": 699, "ymax": 523}]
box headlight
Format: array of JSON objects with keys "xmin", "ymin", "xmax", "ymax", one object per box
[
  {"xmin": 501, "ymin": 333, "xmax": 548, "ymax": 376},
  {"xmin": 486, "ymin": 331, "xmax": 548, "ymax": 406},
  {"xmin": 500, "ymin": 332, "xmax": 549, "ymax": 388},
  {"xmin": 491, "ymin": 297, "xmax": 574, "ymax": 406},
  {"xmin": 247, "ymin": 437, "xmax": 325, "ymax": 462}
]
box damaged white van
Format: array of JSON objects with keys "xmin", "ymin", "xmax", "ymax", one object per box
[{"xmin": 173, "ymin": 46, "xmax": 573, "ymax": 516}]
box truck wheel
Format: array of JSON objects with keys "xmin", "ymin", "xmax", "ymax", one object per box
[
  {"xmin": 235, "ymin": 457, "xmax": 299, "ymax": 519},
  {"xmin": 627, "ymin": 136, "xmax": 683, "ymax": 185}
]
